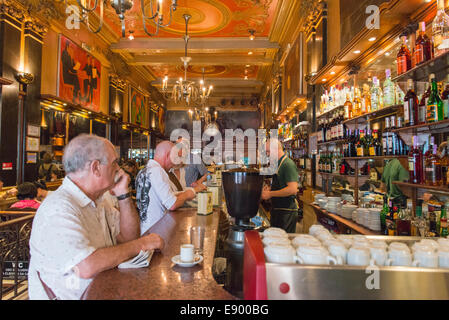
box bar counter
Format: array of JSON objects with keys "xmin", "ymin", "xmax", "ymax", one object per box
[{"xmin": 82, "ymin": 207, "xmax": 236, "ymax": 300}]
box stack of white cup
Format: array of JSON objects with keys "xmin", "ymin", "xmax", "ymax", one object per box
[{"xmin": 366, "ymin": 208, "xmax": 381, "ymax": 231}]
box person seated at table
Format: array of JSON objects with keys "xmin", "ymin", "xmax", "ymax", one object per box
[
  {"xmin": 28, "ymin": 134, "xmax": 164, "ymax": 300},
  {"xmin": 136, "ymin": 141, "xmax": 206, "ymax": 234},
  {"xmin": 38, "ymin": 153, "xmax": 59, "ymax": 182},
  {"xmin": 33, "ymin": 180, "xmax": 53, "ymax": 202},
  {"xmin": 10, "ymin": 182, "xmax": 41, "ymax": 210},
  {"xmin": 0, "ymin": 176, "xmax": 17, "ymax": 200}
]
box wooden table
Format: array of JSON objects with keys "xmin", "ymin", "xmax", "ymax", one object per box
[{"xmin": 82, "ymin": 207, "xmax": 236, "ymax": 300}]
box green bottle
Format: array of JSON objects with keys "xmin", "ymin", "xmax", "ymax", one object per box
[
  {"xmin": 441, "ymin": 205, "xmax": 448, "ymax": 238},
  {"xmin": 381, "ymin": 196, "xmax": 388, "ymax": 235},
  {"xmin": 427, "ymin": 74, "xmax": 444, "ymax": 122}
]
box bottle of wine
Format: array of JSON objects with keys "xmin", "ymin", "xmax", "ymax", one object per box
[
  {"xmin": 432, "ymin": 0, "xmax": 449, "ymax": 58},
  {"xmin": 356, "ymin": 130, "xmax": 365, "ymax": 157},
  {"xmin": 441, "ymin": 75, "xmax": 449, "ymax": 119},
  {"xmin": 415, "ymin": 21, "xmax": 433, "ymax": 65},
  {"xmin": 419, "ymin": 78, "xmax": 432, "ymax": 124},
  {"xmin": 344, "ymin": 92, "xmax": 353, "ymax": 120},
  {"xmin": 427, "ymin": 74, "xmax": 444, "ymax": 122},
  {"xmin": 408, "ymin": 135, "xmax": 423, "ymax": 184},
  {"xmin": 370, "ymin": 77, "xmax": 382, "ymax": 111},
  {"xmin": 425, "ymin": 144, "xmax": 443, "ymax": 186},
  {"xmin": 403, "ymin": 79, "xmax": 419, "ymax": 127},
  {"xmin": 383, "ymin": 69, "xmax": 396, "ymax": 107},
  {"xmin": 397, "ymin": 34, "xmax": 412, "ymax": 75}
]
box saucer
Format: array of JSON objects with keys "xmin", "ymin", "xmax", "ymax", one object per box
[{"xmin": 172, "ymin": 254, "xmax": 203, "ymax": 267}]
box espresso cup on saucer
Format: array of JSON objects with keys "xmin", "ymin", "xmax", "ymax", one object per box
[
  {"xmin": 296, "ymin": 245, "xmax": 339, "ymax": 265},
  {"xmin": 180, "ymin": 244, "xmax": 195, "ymax": 263},
  {"xmin": 291, "ymin": 235, "xmax": 321, "ymax": 248},
  {"xmin": 264, "ymin": 243, "xmax": 298, "ymax": 264},
  {"xmin": 412, "ymin": 245, "xmax": 438, "ymax": 268}
]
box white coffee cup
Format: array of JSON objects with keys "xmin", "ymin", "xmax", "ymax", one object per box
[
  {"xmin": 347, "ymin": 246, "xmax": 373, "ymax": 266},
  {"xmin": 296, "ymin": 245, "xmax": 339, "ymax": 265},
  {"xmin": 369, "ymin": 243, "xmax": 388, "ymax": 266},
  {"xmin": 389, "ymin": 242, "xmax": 410, "ymax": 252},
  {"xmin": 438, "ymin": 247, "xmax": 449, "ymax": 269},
  {"xmin": 315, "ymin": 230, "xmax": 334, "ymax": 242},
  {"xmin": 264, "ymin": 243, "xmax": 298, "ymax": 264},
  {"xmin": 370, "ymin": 240, "xmax": 388, "ymax": 250},
  {"xmin": 412, "ymin": 245, "xmax": 438, "ymax": 268},
  {"xmin": 352, "ymin": 235, "xmax": 370, "ymax": 248},
  {"xmin": 309, "ymin": 224, "xmax": 326, "ymax": 236},
  {"xmin": 418, "ymin": 239, "xmax": 439, "ymax": 252},
  {"xmin": 263, "ymin": 227, "xmax": 288, "ymax": 238},
  {"xmin": 262, "ymin": 236, "xmax": 291, "ymax": 247},
  {"xmin": 180, "ymin": 244, "xmax": 195, "ymax": 263},
  {"xmin": 336, "ymin": 235, "xmax": 353, "ymax": 248},
  {"xmin": 291, "ymin": 235, "xmax": 321, "ymax": 248},
  {"xmin": 326, "ymin": 240, "xmax": 347, "ymax": 264},
  {"xmin": 386, "ymin": 247, "xmax": 412, "ymax": 266}
]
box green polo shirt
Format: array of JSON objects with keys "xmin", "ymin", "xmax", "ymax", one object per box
[
  {"xmin": 271, "ymin": 154, "xmax": 299, "ymax": 210},
  {"xmin": 381, "ymin": 158, "xmax": 409, "ymax": 200}
]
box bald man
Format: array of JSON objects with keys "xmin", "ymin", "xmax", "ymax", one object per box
[
  {"xmin": 136, "ymin": 141, "xmax": 206, "ymax": 234},
  {"xmin": 261, "ymin": 139, "xmax": 299, "ymax": 233}
]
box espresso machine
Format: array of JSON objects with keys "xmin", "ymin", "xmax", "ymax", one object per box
[{"xmin": 221, "ymin": 169, "xmax": 264, "ymax": 298}]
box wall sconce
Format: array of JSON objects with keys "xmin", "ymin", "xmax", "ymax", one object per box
[{"xmin": 15, "ymin": 71, "xmax": 34, "ymax": 93}]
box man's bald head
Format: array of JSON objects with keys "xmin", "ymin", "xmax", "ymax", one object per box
[{"xmin": 154, "ymin": 141, "xmax": 175, "ymax": 170}]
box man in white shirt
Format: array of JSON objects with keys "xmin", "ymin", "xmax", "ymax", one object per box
[
  {"xmin": 136, "ymin": 141, "xmax": 206, "ymax": 234},
  {"xmin": 28, "ymin": 134, "xmax": 164, "ymax": 300}
]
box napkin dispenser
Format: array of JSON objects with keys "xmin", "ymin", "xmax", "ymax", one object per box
[{"xmin": 197, "ymin": 191, "xmax": 213, "ymax": 215}]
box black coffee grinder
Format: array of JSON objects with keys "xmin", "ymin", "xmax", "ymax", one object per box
[{"xmin": 221, "ymin": 169, "xmax": 264, "ymax": 298}]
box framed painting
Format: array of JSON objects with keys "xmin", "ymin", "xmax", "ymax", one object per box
[
  {"xmin": 57, "ymin": 35, "xmax": 101, "ymax": 112},
  {"xmin": 129, "ymin": 86, "xmax": 149, "ymax": 128}
]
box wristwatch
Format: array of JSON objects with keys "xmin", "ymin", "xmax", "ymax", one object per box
[{"xmin": 116, "ymin": 192, "xmax": 133, "ymax": 201}]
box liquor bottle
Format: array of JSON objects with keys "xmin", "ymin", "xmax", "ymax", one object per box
[
  {"xmin": 427, "ymin": 74, "xmax": 444, "ymax": 122},
  {"xmin": 415, "ymin": 21, "xmax": 433, "ymax": 65},
  {"xmin": 370, "ymin": 77, "xmax": 382, "ymax": 111},
  {"xmin": 370, "ymin": 130, "xmax": 381, "ymax": 156},
  {"xmin": 442, "ymin": 138, "xmax": 449, "ymax": 185},
  {"xmin": 432, "ymin": 0, "xmax": 449, "ymax": 58},
  {"xmin": 397, "ymin": 35, "xmax": 412, "ymax": 75},
  {"xmin": 419, "ymin": 79, "xmax": 431, "ymax": 124},
  {"xmin": 429, "ymin": 210, "xmax": 438, "ymax": 237},
  {"xmin": 383, "ymin": 69, "xmax": 396, "ymax": 107},
  {"xmin": 403, "ymin": 79, "xmax": 419, "ymax": 127},
  {"xmin": 356, "ymin": 130, "xmax": 365, "ymax": 157},
  {"xmin": 442, "ymin": 75, "xmax": 449, "ymax": 119},
  {"xmin": 441, "ymin": 204, "xmax": 449, "ymax": 238},
  {"xmin": 343, "ymin": 93, "xmax": 353, "ymax": 120},
  {"xmin": 425, "ymin": 144, "xmax": 443, "ymax": 186},
  {"xmin": 353, "ymin": 87, "xmax": 362, "ymax": 117},
  {"xmin": 361, "ymin": 83, "xmax": 371, "ymax": 114},
  {"xmin": 408, "ymin": 135, "xmax": 423, "ymax": 184}
]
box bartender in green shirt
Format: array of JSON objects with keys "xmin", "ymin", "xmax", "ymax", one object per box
[
  {"xmin": 380, "ymin": 158, "xmax": 409, "ymax": 207},
  {"xmin": 261, "ymin": 139, "xmax": 299, "ymax": 233}
]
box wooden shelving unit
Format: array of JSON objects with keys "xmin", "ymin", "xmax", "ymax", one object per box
[
  {"xmin": 317, "ymin": 138, "xmax": 346, "ymax": 146},
  {"xmin": 393, "ymin": 181, "xmax": 449, "ymax": 195},
  {"xmin": 391, "ymin": 118, "xmax": 449, "ymax": 134},
  {"xmin": 342, "ymin": 104, "xmax": 401, "ymax": 125},
  {"xmin": 343, "ymin": 155, "xmax": 408, "ymax": 161},
  {"xmin": 310, "ymin": 203, "xmax": 381, "ymax": 235}
]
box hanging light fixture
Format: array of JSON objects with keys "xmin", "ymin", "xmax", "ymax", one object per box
[
  {"xmin": 74, "ymin": 0, "xmax": 177, "ymax": 37},
  {"xmin": 248, "ymin": 29, "xmax": 256, "ymax": 40},
  {"xmin": 162, "ymin": 14, "xmax": 213, "ymax": 108}
]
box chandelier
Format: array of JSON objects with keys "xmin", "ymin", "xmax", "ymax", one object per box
[
  {"xmin": 75, "ymin": 0, "xmax": 178, "ymax": 37},
  {"xmin": 161, "ymin": 14, "xmax": 213, "ymax": 107}
]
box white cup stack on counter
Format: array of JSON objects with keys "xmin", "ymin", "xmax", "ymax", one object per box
[{"xmin": 261, "ymin": 225, "xmax": 449, "ymax": 269}]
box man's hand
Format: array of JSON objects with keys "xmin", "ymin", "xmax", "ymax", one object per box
[
  {"xmin": 110, "ymin": 169, "xmax": 130, "ymax": 196},
  {"xmin": 140, "ymin": 233, "xmax": 165, "ymax": 251},
  {"xmin": 261, "ymin": 186, "xmax": 271, "ymax": 200},
  {"xmin": 193, "ymin": 183, "xmax": 207, "ymax": 193},
  {"xmin": 191, "ymin": 182, "xmax": 198, "ymax": 187}
]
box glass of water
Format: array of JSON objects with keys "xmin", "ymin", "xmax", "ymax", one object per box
[{"xmin": 190, "ymin": 226, "xmax": 205, "ymax": 255}]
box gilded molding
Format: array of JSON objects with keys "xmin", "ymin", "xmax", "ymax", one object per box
[{"xmin": 109, "ymin": 74, "xmax": 127, "ymax": 92}]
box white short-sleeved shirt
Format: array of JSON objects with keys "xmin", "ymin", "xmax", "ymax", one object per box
[
  {"xmin": 28, "ymin": 177, "xmax": 121, "ymax": 300},
  {"xmin": 140, "ymin": 160, "xmax": 177, "ymax": 234}
]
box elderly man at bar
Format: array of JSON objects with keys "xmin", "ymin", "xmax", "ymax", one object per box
[
  {"xmin": 136, "ymin": 141, "xmax": 206, "ymax": 235},
  {"xmin": 28, "ymin": 134, "xmax": 164, "ymax": 300}
]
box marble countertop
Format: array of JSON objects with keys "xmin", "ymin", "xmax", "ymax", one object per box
[{"xmin": 82, "ymin": 207, "xmax": 236, "ymax": 300}]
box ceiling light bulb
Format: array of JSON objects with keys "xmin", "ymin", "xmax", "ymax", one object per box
[
  {"xmin": 200, "ymin": 80, "xmax": 204, "ymax": 85},
  {"xmin": 385, "ymin": 52, "xmax": 391, "ymax": 56},
  {"xmin": 248, "ymin": 51, "xmax": 253, "ymax": 55},
  {"xmin": 322, "ymin": 79, "xmax": 327, "ymax": 82},
  {"xmin": 128, "ymin": 31, "xmax": 134, "ymax": 40},
  {"xmin": 209, "ymin": 85, "xmax": 213, "ymax": 90},
  {"xmin": 354, "ymin": 50, "xmax": 361, "ymax": 54},
  {"xmin": 244, "ymin": 76, "xmax": 248, "ymax": 80},
  {"xmin": 368, "ymin": 37, "xmax": 376, "ymax": 42},
  {"xmin": 330, "ymin": 71, "xmax": 335, "ymax": 75},
  {"xmin": 246, "ymin": 64, "xmax": 251, "ymax": 67}
]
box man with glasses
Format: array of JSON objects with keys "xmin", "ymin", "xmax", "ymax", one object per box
[{"xmin": 29, "ymin": 134, "xmax": 164, "ymax": 300}]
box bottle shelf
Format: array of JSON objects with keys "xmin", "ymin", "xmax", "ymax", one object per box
[
  {"xmin": 391, "ymin": 118, "xmax": 449, "ymax": 134},
  {"xmin": 342, "ymin": 104, "xmax": 401, "ymax": 125},
  {"xmin": 391, "ymin": 50, "xmax": 449, "ymax": 83},
  {"xmin": 343, "ymin": 155, "xmax": 408, "ymax": 160},
  {"xmin": 316, "ymin": 105, "xmax": 344, "ymax": 119},
  {"xmin": 310, "ymin": 203, "xmax": 381, "ymax": 236},
  {"xmin": 317, "ymin": 138, "xmax": 347, "ymax": 146},
  {"xmin": 393, "ymin": 181, "xmax": 449, "ymax": 194}
]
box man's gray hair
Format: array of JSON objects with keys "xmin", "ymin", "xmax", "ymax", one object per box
[{"xmin": 63, "ymin": 134, "xmax": 110, "ymax": 174}]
